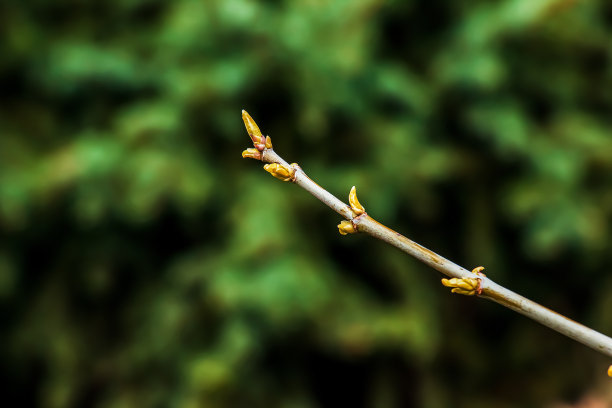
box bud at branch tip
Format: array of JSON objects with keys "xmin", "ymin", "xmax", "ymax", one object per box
[{"xmin": 242, "ymin": 110, "xmax": 273, "ymax": 153}]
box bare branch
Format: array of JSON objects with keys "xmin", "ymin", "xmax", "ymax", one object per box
[{"xmin": 240, "ymin": 110, "xmax": 612, "ymax": 377}]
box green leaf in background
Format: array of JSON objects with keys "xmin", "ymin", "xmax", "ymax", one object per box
[{"xmin": 2, "ymin": 0, "xmax": 612, "ymax": 406}]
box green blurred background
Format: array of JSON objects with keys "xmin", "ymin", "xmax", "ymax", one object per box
[{"xmin": 2, "ymin": 0, "xmax": 612, "ymax": 406}]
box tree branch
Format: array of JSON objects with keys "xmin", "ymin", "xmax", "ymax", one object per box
[{"xmin": 240, "ymin": 110, "xmax": 612, "ymax": 377}]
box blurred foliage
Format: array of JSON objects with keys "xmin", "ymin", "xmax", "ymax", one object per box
[{"xmin": 1, "ymin": 0, "xmax": 612, "ymax": 407}]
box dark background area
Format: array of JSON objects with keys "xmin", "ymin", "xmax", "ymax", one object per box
[{"xmin": 1, "ymin": 0, "xmax": 612, "ymax": 407}]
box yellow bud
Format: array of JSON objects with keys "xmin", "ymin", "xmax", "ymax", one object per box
[
  {"xmin": 242, "ymin": 110, "xmax": 265, "ymax": 147},
  {"xmin": 242, "ymin": 148, "xmax": 262, "ymax": 160},
  {"xmin": 467, "ymin": 278, "xmax": 480, "ymax": 289},
  {"xmin": 263, "ymin": 163, "xmax": 295, "ymax": 182},
  {"xmin": 452, "ymin": 288, "xmax": 476, "ymax": 296},
  {"xmin": 338, "ymin": 220, "xmax": 357, "ymax": 235},
  {"xmin": 441, "ymin": 277, "xmax": 480, "ymax": 296},
  {"xmin": 265, "ymin": 136, "xmax": 273, "ymax": 149},
  {"xmin": 608, "ymin": 365, "xmax": 612, "ymax": 377},
  {"xmin": 348, "ymin": 186, "xmax": 365, "ymax": 215},
  {"xmin": 454, "ymin": 279, "xmax": 470, "ymax": 289},
  {"xmin": 472, "ymin": 266, "xmax": 485, "ymax": 275},
  {"xmin": 442, "ymin": 278, "xmax": 464, "ymax": 290},
  {"xmin": 458, "ymin": 279, "xmax": 476, "ymax": 290}
]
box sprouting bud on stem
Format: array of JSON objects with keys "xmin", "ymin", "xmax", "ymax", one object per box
[
  {"xmin": 608, "ymin": 365, "xmax": 612, "ymax": 377},
  {"xmin": 348, "ymin": 186, "xmax": 365, "ymax": 215},
  {"xmin": 472, "ymin": 266, "xmax": 486, "ymax": 276},
  {"xmin": 338, "ymin": 220, "xmax": 357, "ymax": 235},
  {"xmin": 242, "ymin": 148, "xmax": 262, "ymax": 160},
  {"xmin": 263, "ymin": 163, "xmax": 296, "ymax": 182},
  {"xmin": 441, "ymin": 277, "xmax": 481, "ymax": 296}
]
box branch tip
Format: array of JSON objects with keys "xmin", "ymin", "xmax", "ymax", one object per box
[
  {"xmin": 242, "ymin": 110, "xmax": 262, "ymax": 140},
  {"xmin": 242, "ymin": 110, "xmax": 271, "ymax": 150}
]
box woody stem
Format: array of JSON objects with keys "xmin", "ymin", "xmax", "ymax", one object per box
[{"xmin": 256, "ymin": 147, "xmax": 612, "ymax": 361}]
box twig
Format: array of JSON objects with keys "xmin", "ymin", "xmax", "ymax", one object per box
[{"xmin": 240, "ymin": 110, "xmax": 612, "ymax": 376}]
